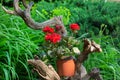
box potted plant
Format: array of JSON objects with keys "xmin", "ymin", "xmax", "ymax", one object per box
[
  {"xmin": 56, "ymin": 56, "xmax": 75, "ymax": 77},
  {"xmin": 41, "ymin": 23, "xmax": 81, "ymax": 77}
]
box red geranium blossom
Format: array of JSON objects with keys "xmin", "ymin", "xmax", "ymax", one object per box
[
  {"xmin": 43, "ymin": 26, "xmax": 54, "ymax": 33},
  {"xmin": 70, "ymin": 23, "xmax": 80, "ymax": 31},
  {"xmin": 45, "ymin": 34, "xmax": 52, "ymax": 41},
  {"xmin": 55, "ymin": 25, "xmax": 62, "ymax": 31},
  {"xmin": 50, "ymin": 33, "xmax": 61, "ymax": 44},
  {"xmin": 45, "ymin": 33, "xmax": 61, "ymax": 44}
]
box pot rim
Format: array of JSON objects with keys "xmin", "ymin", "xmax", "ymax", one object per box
[{"xmin": 59, "ymin": 56, "xmax": 74, "ymax": 61}]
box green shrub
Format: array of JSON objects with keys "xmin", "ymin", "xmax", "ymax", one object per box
[
  {"xmin": 67, "ymin": 0, "xmax": 120, "ymax": 36},
  {"xmin": 32, "ymin": 1, "xmax": 71, "ymax": 25}
]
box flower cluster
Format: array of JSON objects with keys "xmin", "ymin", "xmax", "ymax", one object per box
[
  {"xmin": 45, "ymin": 33, "xmax": 61, "ymax": 44},
  {"xmin": 43, "ymin": 26, "xmax": 54, "ymax": 33},
  {"xmin": 43, "ymin": 23, "xmax": 80, "ymax": 44},
  {"xmin": 42, "ymin": 23, "xmax": 80, "ymax": 59},
  {"xmin": 43, "ymin": 26, "xmax": 61, "ymax": 44}
]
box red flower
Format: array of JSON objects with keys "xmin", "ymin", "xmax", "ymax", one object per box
[
  {"xmin": 55, "ymin": 25, "xmax": 62, "ymax": 31},
  {"xmin": 43, "ymin": 26, "xmax": 54, "ymax": 33},
  {"xmin": 70, "ymin": 23, "xmax": 80, "ymax": 31},
  {"xmin": 45, "ymin": 33, "xmax": 61, "ymax": 44},
  {"xmin": 45, "ymin": 34, "xmax": 52, "ymax": 41},
  {"xmin": 50, "ymin": 33, "xmax": 61, "ymax": 44}
]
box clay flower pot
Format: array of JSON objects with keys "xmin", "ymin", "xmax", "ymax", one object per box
[{"xmin": 56, "ymin": 56, "xmax": 75, "ymax": 77}]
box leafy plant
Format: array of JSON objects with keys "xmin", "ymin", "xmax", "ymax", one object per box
[
  {"xmin": 51, "ymin": 6, "xmax": 71, "ymax": 25},
  {"xmin": 66, "ymin": 0, "xmax": 120, "ymax": 36},
  {"xmin": 40, "ymin": 24, "xmax": 80, "ymax": 60}
]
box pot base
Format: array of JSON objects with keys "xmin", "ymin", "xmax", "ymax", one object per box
[{"xmin": 56, "ymin": 57, "xmax": 75, "ymax": 77}]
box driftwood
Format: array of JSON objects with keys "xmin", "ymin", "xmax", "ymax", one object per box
[
  {"xmin": 70, "ymin": 39, "xmax": 102, "ymax": 80},
  {"xmin": 2, "ymin": 0, "xmax": 67, "ymax": 36},
  {"xmin": 28, "ymin": 55, "xmax": 60, "ymax": 80},
  {"xmin": 2, "ymin": 0, "xmax": 103, "ymax": 80}
]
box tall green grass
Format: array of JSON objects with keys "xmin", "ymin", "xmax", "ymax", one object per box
[
  {"xmin": 83, "ymin": 25, "xmax": 120, "ymax": 80},
  {"xmin": 0, "ymin": 4, "xmax": 44, "ymax": 80}
]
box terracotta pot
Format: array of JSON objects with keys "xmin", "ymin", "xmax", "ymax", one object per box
[{"xmin": 56, "ymin": 56, "xmax": 75, "ymax": 77}]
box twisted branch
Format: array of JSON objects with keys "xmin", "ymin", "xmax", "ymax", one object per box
[{"xmin": 2, "ymin": 0, "xmax": 67, "ymax": 36}]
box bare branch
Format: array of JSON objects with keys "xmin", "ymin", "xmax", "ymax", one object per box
[
  {"xmin": 81, "ymin": 68, "xmax": 103, "ymax": 80},
  {"xmin": 34, "ymin": 68, "xmax": 49, "ymax": 80},
  {"xmin": 29, "ymin": 1, "xmax": 34, "ymax": 8},
  {"xmin": 2, "ymin": 0, "xmax": 67, "ymax": 36},
  {"xmin": 22, "ymin": 0, "xmax": 28, "ymax": 8},
  {"xmin": 89, "ymin": 68, "xmax": 103, "ymax": 80},
  {"xmin": 28, "ymin": 59, "xmax": 60, "ymax": 80},
  {"xmin": 2, "ymin": 6, "xmax": 17, "ymax": 15},
  {"xmin": 14, "ymin": 0, "xmax": 23, "ymax": 14},
  {"xmin": 91, "ymin": 40, "xmax": 102, "ymax": 52},
  {"xmin": 71, "ymin": 39, "xmax": 102, "ymax": 80}
]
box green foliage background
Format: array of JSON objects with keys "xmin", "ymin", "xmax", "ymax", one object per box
[{"xmin": 0, "ymin": 0, "xmax": 120, "ymax": 80}]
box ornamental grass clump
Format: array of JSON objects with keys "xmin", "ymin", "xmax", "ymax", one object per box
[{"xmin": 42, "ymin": 23, "xmax": 80, "ymax": 59}]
